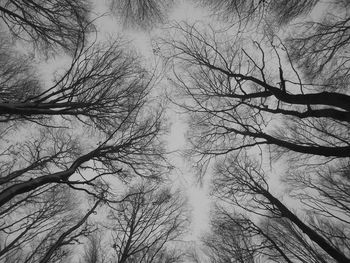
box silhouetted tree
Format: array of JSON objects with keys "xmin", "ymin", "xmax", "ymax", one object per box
[
  {"xmin": 211, "ymin": 155, "xmax": 350, "ymax": 262},
  {"xmin": 0, "ymin": 0, "xmax": 91, "ymax": 53},
  {"xmin": 0, "ymin": 184, "xmax": 101, "ymax": 263},
  {"xmin": 162, "ymin": 3, "xmax": 350, "ymax": 259},
  {"xmin": 287, "ymin": 1, "xmax": 350, "ymax": 86},
  {"xmin": 107, "ymin": 183, "xmax": 186, "ymax": 263},
  {"xmin": 165, "ymin": 23, "xmax": 350, "ymax": 162},
  {"xmin": 0, "ymin": 34, "xmax": 153, "ymax": 132},
  {"xmin": 203, "ymin": 212, "xmax": 259, "ymax": 263},
  {"xmin": 0, "ymin": 1, "xmax": 168, "ymax": 261},
  {"xmin": 203, "ymin": 209, "xmax": 296, "ymax": 263},
  {"xmin": 203, "ymin": 204, "xmax": 346, "ymax": 263}
]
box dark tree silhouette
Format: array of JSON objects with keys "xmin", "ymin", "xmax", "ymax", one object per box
[
  {"xmin": 285, "ymin": 161, "xmax": 350, "ymax": 225},
  {"xmin": 203, "ymin": 205, "xmax": 346, "ymax": 263},
  {"xmin": 211, "ymin": 156, "xmax": 350, "ymax": 262},
  {"xmin": 0, "ymin": 110, "xmax": 165, "ymax": 208},
  {"xmin": 0, "ymin": 184, "xmax": 101, "ymax": 263},
  {"xmin": 203, "ymin": 212, "xmax": 259, "ymax": 263},
  {"xmin": 0, "ymin": 0, "xmax": 167, "ymax": 210},
  {"xmin": 37, "ymin": 199, "xmax": 101, "ymax": 263},
  {"xmin": 161, "ymin": 2, "xmax": 350, "ymax": 261},
  {"xmin": 211, "ymin": 157, "xmax": 349, "ymax": 262},
  {"xmin": 0, "ymin": 0, "xmax": 91, "ymax": 53},
  {"xmin": 0, "ymin": 1, "xmax": 168, "ymax": 261},
  {"xmin": 261, "ymin": 216, "xmax": 346, "ymax": 263},
  {"xmin": 203, "ymin": 209, "xmax": 296, "ymax": 263},
  {"xmin": 165, "ymin": 23, "xmax": 350, "ymax": 163},
  {"xmin": 0, "ymin": 35, "xmax": 152, "ymax": 132},
  {"xmin": 106, "ymin": 183, "xmax": 186, "ymax": 263}
]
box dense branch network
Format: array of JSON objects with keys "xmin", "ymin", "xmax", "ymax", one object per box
[{"xmin": 165, "ymin": 23, "xmax": 350, "ymax": 160}]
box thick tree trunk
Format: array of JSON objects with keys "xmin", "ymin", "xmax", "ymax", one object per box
[{"xmin": 262, "ymin": 189, "xmax": 350, "ymax": 263}]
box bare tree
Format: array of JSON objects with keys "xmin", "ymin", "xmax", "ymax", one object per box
[
  {"xmin": 0, "ymin": 106, "xmax": 166, "ymax": 207},
  {"xmin": 0, "ymin": 35, "xmax": 154, "ymax": 133},
  {"xmin": 202, "ymin": 208, "xmax": 298, "ymax": 263},
  {"xmin": 164, "ymin": 23, "xmax": 350, "ymax": 164},
  {"xmin": 0, "ymin": 1, "xmax": 180, "ymax": 262},
  {"xmin": 261, "ymin": 216, "xmax": 346, "ymax": 263},
  {"xmin": 0, "ymin": 3, "xmax": 168, "ymax": 262},
  {"xmin": 0, "ymin": 21, "xmax": 167, "ymax": 209},
  {"xmin": 37, "ymin": 198, "xmax": 101, "ymax": 263},
  {"xmin": 212, "ymin": 156, "xmax": 350, "ymax": 263},
  {"xmin": 0, "ymin": 183, "xmax": 101, "ymax": 263},
  {"xmin": 203, "ymin": 205, "xmax": 343, "ymax": 263},
  {"xmin": 197, "ymin": 0, "xmax": 319, "ymax": 28},
  {"xmin": 285, "ymin": 161, "xmax": 350, "ymax": 225},
  {"xmin": 286, "ymin": 1, "xmax": 350, "ymax": 86},
  {"xmin": 106, "ymin": 183, "xmax": 186, "ymax": 263},
  {"xmin": 146, "ymin": 2, "xmax": 350, "ymax": 262},
  {"xmin": 203, "ymin": 212, "xmax": 259, "ymax": 263},
  {"xmin": 0, "ymin": 34, "xmax": 40, "ymax": 114},
  {"xmin": 158, "ymin": 3, "xmax": 350, "ymax": 260},
  {"xmin": 0, "ymin": 0, "xmax": 91, "ymax": 53},
  {"xmin": 110, "ymin": 0, "xmax": 173, "ymax": 29}
]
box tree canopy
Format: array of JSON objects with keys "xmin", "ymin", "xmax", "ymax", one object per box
[
  {"xmin": 0, "ymin": 1, "xmax": 349, "ymax": 263},
  {"xmin": 162, "ymin": 1, "xmax": 350, "ymax": 262}
]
